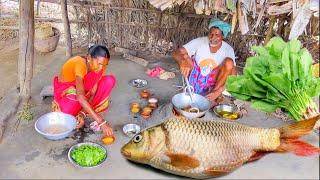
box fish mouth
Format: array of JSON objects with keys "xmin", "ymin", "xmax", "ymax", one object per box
[{"xmin": 121, "ymin": 148, "xmax": 131, "ymax": 158}]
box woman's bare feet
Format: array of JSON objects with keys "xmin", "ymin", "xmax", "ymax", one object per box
[
  {"xmin": 51, "ymin": 101, "xmax": 60, "ymax": 112},
  {"xmin": 76, "ymin": 112, "xmax": 85, "ymax": 129}
]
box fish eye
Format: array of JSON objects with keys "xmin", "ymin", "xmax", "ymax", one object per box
[{"xmin": 133, "ymin": 134, "xmax": 142, "ymax": 143}]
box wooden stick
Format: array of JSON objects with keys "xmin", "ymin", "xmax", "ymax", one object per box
[
  {"xmin": 36, "ymin": 0, "xmax": 41, "ymax": 15},
  {"xmin": 231, "ymin": 11, "xmax": 237, "ymax": 34},
  {"xmin": 264, "ymin": 15, "xmax": 276, "ymax": 46},
  {"xmin": 61, "ymin": 0, "xmax": 72, "ymax": 57},
  {"xmin": 123, "ymin": 53, "xmax": 148, "ymax": 67}
]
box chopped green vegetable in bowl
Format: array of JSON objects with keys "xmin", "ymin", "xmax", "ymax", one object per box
[{"xmin": 68, "ymin": 142, "xmax": 107, "ymax": 167}]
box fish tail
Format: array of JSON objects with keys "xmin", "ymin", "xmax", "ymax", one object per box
[
  {"xmin": 276, "ymin": 139, "xmax": 320, "ymax": 156},
  {"xmin": 275, "ymin": 114, "xmax": 320, "ymax": 156}
]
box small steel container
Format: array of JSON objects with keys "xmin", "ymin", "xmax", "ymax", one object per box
[
  {"xmin": 129, "ymin": 78, "xmax": 148, "ymax": 88},
  {"xmin": 123, "ymin": 123, "xmax": 141, "ymax": 137}
]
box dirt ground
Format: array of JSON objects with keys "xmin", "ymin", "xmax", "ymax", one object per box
[
  {"xmin": 0, "ymin": 40, "xmax": 88, "ymax": 98},
  {"xmin": 0, "ymin": 42, "xmax": 319, "ymax": 179}
]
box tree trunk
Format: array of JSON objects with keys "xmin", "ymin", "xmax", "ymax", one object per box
[
  {"xmin": 61, "ymin": 0, "xmax": 72, "ymax": 57},
  {"xmin": 19, "ymin": 0, "xmax": 34, "ymax": 101}
]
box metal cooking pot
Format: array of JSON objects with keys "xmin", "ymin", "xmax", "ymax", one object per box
[{"xmin": 172, "ymin": 87, "xmax": 211, "ymax": 119}]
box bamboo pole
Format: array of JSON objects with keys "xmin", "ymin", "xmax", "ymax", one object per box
[
  {"xmin": 61, "ymin": 0, "xmax": 72, "ymax": 57},
  {"xmin": 264, "ymin": 15, "xmax": 276, "ymax": 46},
  {"xmin": 18, "ymin": 0, "xmax": 34, "ymax": 101},
  {"xmin": 36, "ymin": 0, "xmax": 41, "ymax": 15}
]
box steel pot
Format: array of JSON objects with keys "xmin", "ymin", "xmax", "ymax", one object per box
[{"xmin": 171, "ymin": 87, "xmax": 211, "ymax": 119}]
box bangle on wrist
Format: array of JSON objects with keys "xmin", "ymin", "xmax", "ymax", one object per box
[
  {"xmin": 79, "ymin": 111, "xmax": 87, "ymax": 118},
  {"xmin": 98, "ymin": 121, "xmax": 107, "ymax": 127}
]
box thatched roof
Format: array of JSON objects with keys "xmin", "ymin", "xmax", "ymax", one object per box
[
  {"xmin": 1, "ymin": 0, "xmax": 319, "ymax": 63},
  {"xmin": 147, "ymin": 0, "xmax": 319, "ymax": 17}
]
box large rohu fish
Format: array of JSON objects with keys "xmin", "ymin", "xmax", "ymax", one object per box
[{"xmin": 121, "ymin": 116, "xmax": 320, "ymax": 179}]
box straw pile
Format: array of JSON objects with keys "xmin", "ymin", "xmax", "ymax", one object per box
[{"xmin": 35, "ymin": 23, "xmax": 54, "ymax": 40}]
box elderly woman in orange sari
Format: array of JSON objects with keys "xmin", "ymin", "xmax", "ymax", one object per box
[{"xmin": 52, "ymin": 45, "xmax": 116, "ymax": 138}]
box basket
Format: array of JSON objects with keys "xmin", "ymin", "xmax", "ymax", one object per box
[
  {"xmin": 34, "ymin": 27, "xmax": 60, "ymax": 53},
  {"xmin": 35, "ymin": 24, "xmax": 54, "ymax": 40}
]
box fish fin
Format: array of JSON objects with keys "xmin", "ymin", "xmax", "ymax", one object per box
[
  {"xmin": 165, "ymin": 152, "xmax": 200, "ymax": 170},
  {"xmin": 247, "ymin": 151, "xmax": 268, "ymax": 162},
  {"xmin": 204, "ymin": 164, "xmax": 241, "ymax": 177},
  {"xmin": 276, "ymin": 114, "xmax": 320, "ymax": 156},
  {"xmin": 275, "ymin": 138, "xmax": 320, "ymax": 156},
  {"xmin": 204, "ymin": 168, "xmax": 230, "ymax": 177},
  {"xmin": 278, "ymin": 114, "xmax": 320, "ymax": 139}
]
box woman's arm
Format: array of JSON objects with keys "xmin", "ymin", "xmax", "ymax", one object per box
[
  {"xmin": 75, "ymin": 76, "xmax": 103, "ymax": 122},
  {"xmin": 87, "ymin": 83, "xmax": 98, "ymax": 103},
  {"xmin": 75, "ymin": 76, "xmax": 113, "ymax": 137}
]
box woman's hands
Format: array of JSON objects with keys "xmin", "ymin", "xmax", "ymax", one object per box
[
  {"xmin": 76, "ymin": 112, "xmax": 85, "ymax": 129},
  {"xmin": 100, "ymin": 123, "xmax": 114, "ymax": 137},
  {"xmin": 75, "ymin": 75, "xmax": 114, "ymax": 138},
  {"xmin": 95, "ymin": 115, "xmax": 113, "ymax": 137}
]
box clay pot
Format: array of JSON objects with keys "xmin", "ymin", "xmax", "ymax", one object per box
[
  {"xmin": 148, "ymin": 103, "xmax": 157, "ymax": 110},
  {"xmin": 141, "ymin": 106, "xmax": 152, "ymax": 119},
  {"xmin": 131, "ymin": 107, "xmax": 140, "ymax": 113},
  {"xmin": 140, "ymin": 89, "xmax": 150, "ymax": 99},
  {"xmin": 141, "ymin": 107, "xmax": 152, "ymax": 115},
  {"xmin": 147, "ymin": 97, "xmax": 158, "ymax": 110},
  {"xmin": 141, "ymin": 114, "xmax": 151, "ymax": 119},
  {"xmin": 130, "ymin": 102, "xmax": 140, "ymax": 113},
  {"xmin": 131, "ymin": 102, "xmax": 140, "ymax": 109}
]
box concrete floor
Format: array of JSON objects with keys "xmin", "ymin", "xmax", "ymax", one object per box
[{"xmin": 0, "ymin": 51, "xmax": 319, "ymax": 179}]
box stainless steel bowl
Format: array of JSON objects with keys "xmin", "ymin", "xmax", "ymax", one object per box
[
  {"xmin": 212, "ymin": 104, "xmax": 242, "ymax": 120},
  {"xmin": 34, "ymin": 112, "xmax": 77, "ymax": 140},
  {"xmin": 68, "ymin": 142, "xmax": 107, "ymax": 168},
  {"xmin": 129, "ymin": 78, "xmax": 148, "ymax": 88},
  {"xmin": 123, "ymin": 123, "xmax": 141, "ymax": 137},
  {"xmin": 172, "ymin": 87, "xmax": 211, "ymax": 119},
  {"xmin": 222, "ymin": 90, "xmax": 233, "ymax": 98}
]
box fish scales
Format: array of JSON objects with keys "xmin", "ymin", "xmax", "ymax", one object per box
[
  {"xmin": 121, "ymin": 116, "xmax": 319, "ymax": 179},
  {"xmin": 150, "ymin": 118, "xmax": 279, "ymax": 177}
]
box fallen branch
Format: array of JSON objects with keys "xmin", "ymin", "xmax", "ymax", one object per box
[{"xmin": 123, "ymin": 53, "xmax": 149, "ymax": 67}]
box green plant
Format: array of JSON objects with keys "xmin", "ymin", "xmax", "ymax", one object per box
[
  {"xmin": 17, "ymin": 103, "xmax": 34, "ymax": 122},
  {"xmin": 226, "ymin": 37, "xmax": 320, "ymax": 121}
]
